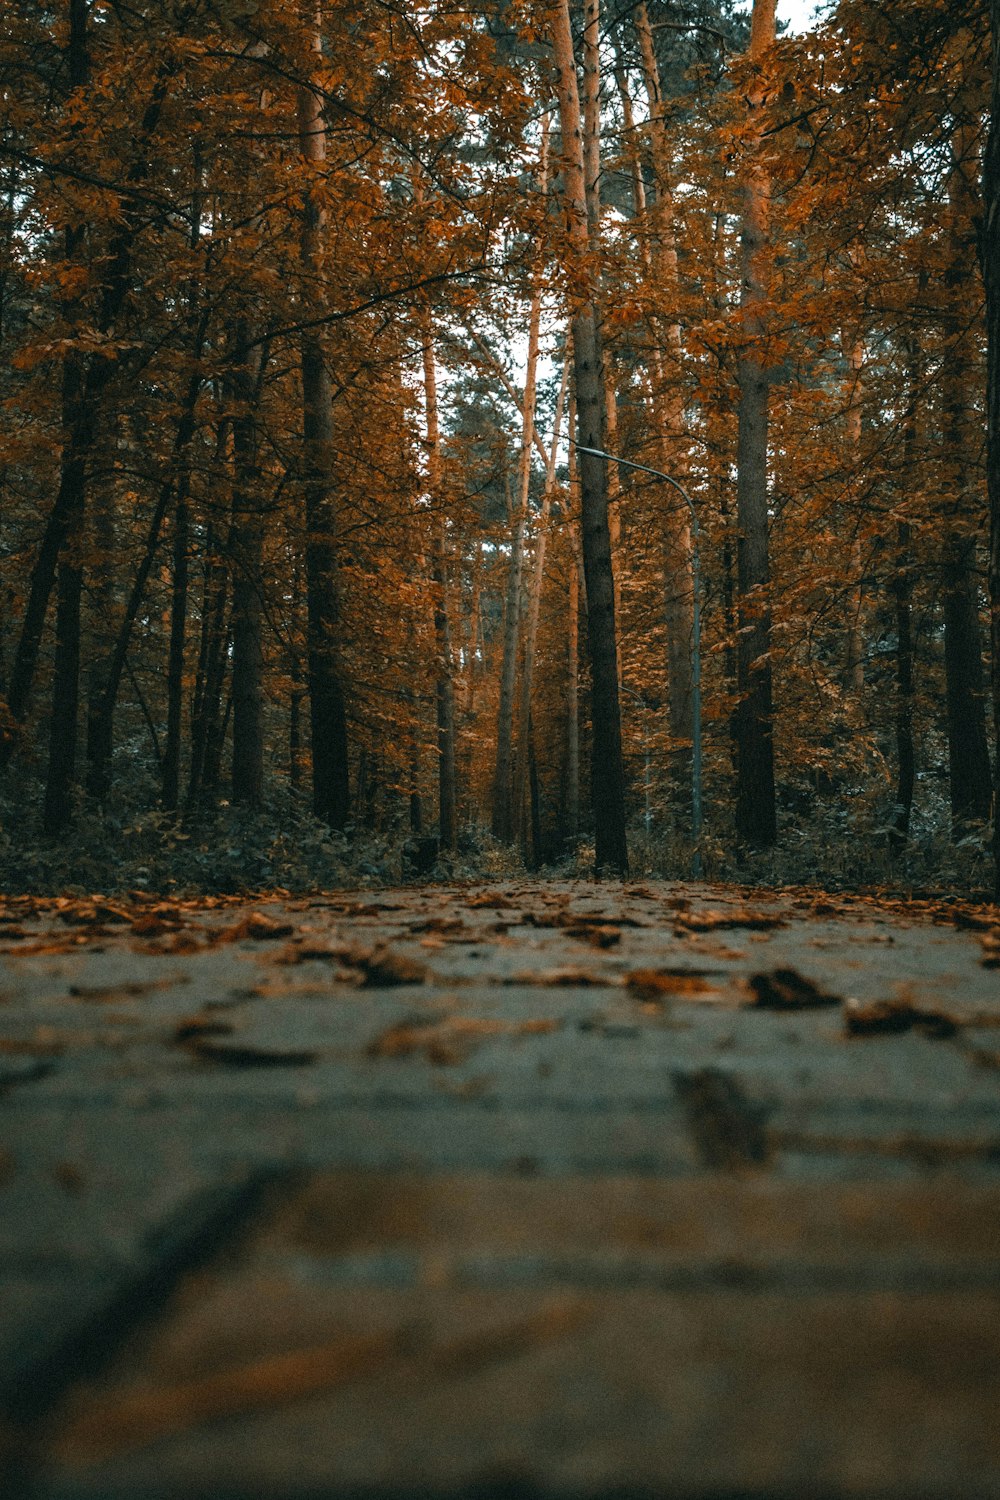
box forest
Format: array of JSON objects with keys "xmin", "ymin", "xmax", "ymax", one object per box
[{"xmin": 2, "ymin": 0, "xmax": 1000, "ymax": 897}]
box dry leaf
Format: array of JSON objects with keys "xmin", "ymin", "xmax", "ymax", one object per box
[
  {"xmin": 183, "ymin": 1037, "xmax": 319, "ymax": 1067},
  {"xmin": 626, "ymin": 968, "xmax": 716, "ymax": 1001},
  {"xmin": 674, "ymin": 908, "xmax": 785, "ymax": 934},
  {"xmin": 746, "ymin": 968, "xmax": 841, "ymax": 1010},
  {"xmin": 844, "ymin": 994, "xmax": 958, "ymax": 1039}
]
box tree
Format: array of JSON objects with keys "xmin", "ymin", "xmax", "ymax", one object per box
[{"xmin": 549, "ymin": 0, "xmax": 628, "ymax": 877}]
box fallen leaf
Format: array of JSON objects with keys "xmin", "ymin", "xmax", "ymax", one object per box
[
  {"xmin": 183, "ymin": 1037, "xmax": 319, "ymax": 1067},
  {"xmin": 212, "ymin": 912, "xmax": 295, "ymax": 944},
  {"xmin": 746, "ymin": 969, "xmax": 841, "ymax": 1010},
  {"xmin": 564, "ymin": 923, "xmax": 621, "ymax": 948},
  {"xmin": 351, "ymin": 946, "xmax": 426, "ymax": 987},
  {"xmin": 626, "ymin": 968, "xmax": 717, "ymax": 1001},
  {"xmin": 674, "ymin": 908, "xmax": 785, "ymax": 934},
  {"xmin": 979, "ymin": 930, "xmax": 1000, "ymax": 968},
  {"xmin": 506, "ymin": 966, "xmax": 608, "ymax": 987},
  {"xmin": 69, "ymin": 979, "xmax": 174, "ymax": 1003},
  {"xmin": 844, "ymin": 994, "xmax": 958, "ymax": 1039},
  {"xmin": 173, "ymin": 1016, "xmax": 235, "ymax": 1044}
]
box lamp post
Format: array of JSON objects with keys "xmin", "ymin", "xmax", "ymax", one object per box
[{"xmin": 572, "ymin": 444, "xmax": 703, "ymax": 879}]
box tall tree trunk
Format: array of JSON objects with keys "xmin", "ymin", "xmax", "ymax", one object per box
[
  {"xmin": 842, "ymin": 331, "xmax": 865, "ymax": 697},
  {"xmin": 162, "ymin": 487, "xmax": 189, "ymax": 813},
  {"xmin": 187, "ymin": 514, "xmax": 229, "ymax": 812},
  {"xmin": 491, "ymin": 124, "xmax": 548, "ymax": 844},
  {"xmin": 162, "ymin": 148, "xmax": 203, "ymax": 814},
  {"xmin": 887, "ymin": 339, "xmax": 921, "ymax": 850},
  {"xmin": 515, "ymin": 351, "xmax": 569, "ymax": 858},
  {"xmin": 732, "ymin": 0, "xmax": 777, "ymax": 849},
  {"xmin": 420, "ymin": 318, "xmax": 457, "ymax": 852},
  {"xmin": 634, "ymin": 4, "xmax": 696, "ymax": 777},
  {"xmin": 944, "ymin": 120, "xmax": 991, "ymax": 832},
  {"xmin": 298, "ymin": 16, "xmax": 350, "ymax": 830},
  {"xmin": 564, "ymin": 406, "xmax": 582, "ymax": 847},
  {"xmin": 890, "ymin": 523, "xmax": 915, "ymax": 852},
  {"xmin": 550, "ymin": 0, "xmax": 628, "ymax": 876},
  {"xmin": 41, "ymin": 0, "xmax": 91, "ymax": 832},
  {"xmin": 986, "ymin": 0, "xmax": 1000, "ymax": 895},
  {"xmin": 229, "ymin": 327, "xmax": 266, "ymax": 811},
  {"xmin": 943, "ymin": 537, "xmax": 992, "ymax": 831}
]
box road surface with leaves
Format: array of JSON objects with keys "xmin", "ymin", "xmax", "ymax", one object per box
[{"xmin": 2, "ymin": 879, "xmax": 1000, "ymax": 1498}]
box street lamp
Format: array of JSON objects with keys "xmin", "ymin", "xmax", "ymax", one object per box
[{"xmin": 572, "ymin": 443, "xmax": 703, "ymax": 879}]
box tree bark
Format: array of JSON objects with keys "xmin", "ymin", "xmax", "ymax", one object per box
[
  {"xmin": 187, "ymin": 516, "xmax": 229, "ymax": 812},
  {"xmin": 565, "ymin": 406, "xmax": 582, "ymax": 847},
  {"xmin": 298, "ymin": 16, "xmax": 350, "ymax": 830},
  {"xmin": 515, "ymin": 351, "xmax": 569, "ymax": 859},
  {"xmin": 986, "ymin": 2, "xmax": 1000, "ymax": 894},
  {"xmin": 550, "ymin": 0, "xmax": 628, "ymax": 876},
  {"xmin": 842, "ymin": 331, "xmax": 865, "ymax": 697},
  {"xmin": 228, "ymin": 326, "xmax": 265, "ymax": 811},
  {"xmin": 943, "ymin": 119, "xmax": 991, "ymax": 832},
  {"xmin": 491, "ymin": 124, "xmax": 548, "ymax": 844},
  {"xmin": 420, "ymin": 319, "xmax": 457, "ymax": 852},
  {"xmin": 38, "ymin": 0, "xmax": 90, "ymax": 831},
  {"xmin": 634, "ymin": 4, "xmax": 696, "ymax": 775},
  {"xmin": 732, "ymin": 0, "xmax": 777, "ymax": 849}
]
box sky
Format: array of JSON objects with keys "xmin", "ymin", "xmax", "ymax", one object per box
[{"xmin": 734, "ymin": 0, "xmax": 830, "ymax": 33}]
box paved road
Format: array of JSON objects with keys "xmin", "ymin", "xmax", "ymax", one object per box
[{"xmin": 1, "ymin": 880, "xmax": 999, "ymax": 1498}]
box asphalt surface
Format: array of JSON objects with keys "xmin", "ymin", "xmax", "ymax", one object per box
[{"xmin": 1, "ymin": 879, "xmax": 999, "ymax": 1499}]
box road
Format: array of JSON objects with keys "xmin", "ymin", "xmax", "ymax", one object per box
[{"xmin": 1, "ymin": 878, "xmax": 999, "ymax": 1498}]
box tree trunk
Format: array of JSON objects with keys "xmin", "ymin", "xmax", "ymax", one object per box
[
  {"xmin": 229, "ymin": 327, "xmax": 266, "ymax": 811},
  {"xmin": 40, "ymin": 0, "xmax": 91, "ymax": 832},
  {"xmin": 161, "ymin": 489, "xmax": 189, "ymax": 813},
  {"xmin": 943, "ymin": 536, "xmax": 992, "ymax": 831},
  {"xmin": 298, "ymin": 18, "xmax": 350, "ymax": 830},
  {"xmin": 515, "ymin": 351, "xmax": 569, "ymax": 858},
  {"xmin": 420, "ymin": 319, "xmax": 457, "ymax": 852},
  {"xmin": 634, "ymin": 4, "xmax": 696, "ymax": 776},
  {"xmin": 891, "ymin": 523, "xmax": 916, "ymax": 852},
  {"xmin": 565, "ymin": 415, "xmax": 582, "ymax": 847},
  {"xmin": 491, "ymin": 126, "xmax": 548, "ymax": 844},
  {"xmin": 944, "ymin": 120, "xmax": 991, "ymax": 832},
  {"xmin": 550, "ymin": 0, "xmax": 628, "ymax": 876},
  {"xmin": 842, "ymin": 331, "xmax": 865, "ymax": 697},
  {"xmin": 187, "ymin": 518, "xmax": 229, "ymax": 812},
  {"xmin": 732, "ymin": 0, "xmax": 777, "ymax": 849},
  {"xmin": 986, "ymin": 1, "xmax": 1000, "ymax": 895},
  {"xmin": 162, "ymin": 150, "xmax": 203, "ymax": 814}
]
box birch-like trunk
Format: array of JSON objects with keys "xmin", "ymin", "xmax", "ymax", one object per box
[
  {"xmin": 514, "ymin": 352, "xmax": 569, "ymax": 857},
  {"xmin": 491, "ymin": 123, "xmax": 548, "ymax": 844}
]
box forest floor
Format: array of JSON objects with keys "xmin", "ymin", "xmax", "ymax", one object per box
[{"xmin": 2, "ymin": 878, "xmax": 1000, "ymax": 1499}]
